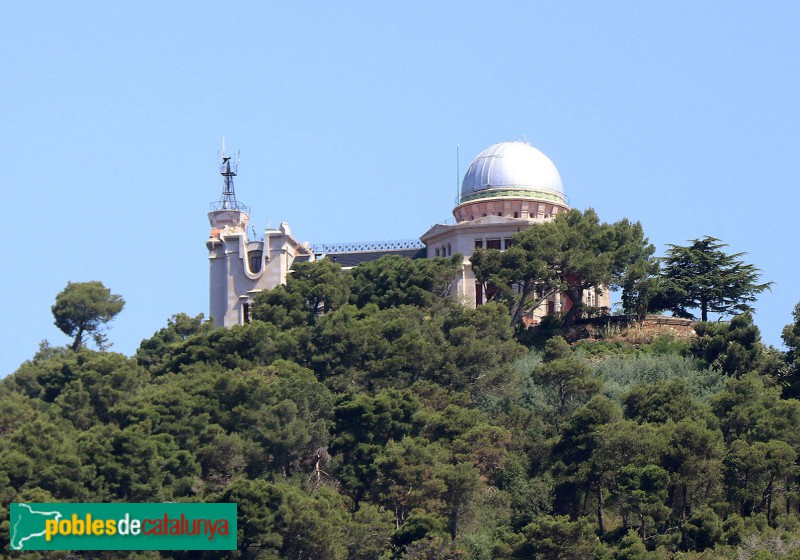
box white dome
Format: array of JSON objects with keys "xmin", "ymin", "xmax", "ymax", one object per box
[{"xmin": 460, "ymin": 141, "xmax": 564, "ymax": 201}]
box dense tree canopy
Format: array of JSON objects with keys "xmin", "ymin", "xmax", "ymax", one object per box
[
  {"xmin": 51, "ymin": 281, "xmax": 125, "ymax": 351},
  {"xmin": 472, "ymin": 208, "xmax": 654, "ymax": 328},
  {"xmin": 6, "ymin": 246, "xmax": 800, "ymax": 559},
  {"xmin": 781, "ymin": 302, "xmax": 800, "ymax": 398},
  {"xmin": 349, "ymin": 254, "xmax": 461, "ymax": 309},
  {"xmin": 251, "ymin": 259, "xmax": 353, "ymax": 328}
]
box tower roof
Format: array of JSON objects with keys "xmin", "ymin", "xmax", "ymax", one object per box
[{"xmin": 460, "ymin": 141, "xmax": 564, "ymax": 203}]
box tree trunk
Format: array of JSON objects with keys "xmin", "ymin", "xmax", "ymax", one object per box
[
  {"xmin": 511, "ymin": 281, "xmax": 532, "ymax": 328},
  {"xmin": 562, "ymin": 285, "xmax": 584, "ymax": 327},
  {"xmin": 682, "ymin": 484, "xmax": 689, "ymax": 521},
  {"xmin": 449, "ymin": 509, "xmax": 458, "ymax": 540},
  {"xmin": 766, "ymin": 476, "xmax": 774, "ymax": 525},
  {"xmin": 597, "ymin": 486, "xmax": 605, "ymax": 535},
  {"xmin": 71, "ymin": 325, "xmax": 85, "ymax": 351}
]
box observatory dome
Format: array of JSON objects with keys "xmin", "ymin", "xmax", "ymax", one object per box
[{"xmin": 460, "ymin": 141, "xmax": 564, "ymax": 202}]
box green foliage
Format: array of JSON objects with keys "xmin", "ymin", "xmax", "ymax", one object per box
[
  {"xmin": 644, "ymin": 333, "xmax": 692, "ymax": 356},
  {"xmin": 6, "ymin": 254, "xmax": 800, "ymax": 560},
  {"xmin": 345, "ymin": 503, "xmax": 395, "ymax": 560},
  {"xmin": 651, "ymin": 236, "xmax": 772, "ymax": 322},
  {"xmin": 135, "ymin": 312, "xmax": 214, "ymax": 368},
  {"xmin": 373, "ymin": 437, "xmax": 448, "ymax": 526},
  {"xmin": 472, "ymin": 208, "xmax": 654, "ymax": 328},
  {"xmin": 308, "ymin": 302, "xmax": 521, "ymax": 396},
  {"xmin": 574, "ymin": 339, "xmax": 640, "ymax": 359},
  {"xmin": 681, "ymin": 508, "xmax": 723, "ymax": 552},
  {"xmin": 622, "ymin": 378, "xmax": 699, "ymax": 424},
  {"xmin": 614, "ymin": 530, "xmax": 649, "ymax": 560},
  {"xmin": 614, "ymin": 464, "xmax": 671, "ymax": 540},
  {"xmin": 138, "ymin": 320, "xmax": 301, "ymax": 376},
  {"xmin": 724, "ymin": 439, "xmax": 796, "ymax": 521},
  {"xmin": 619, "ymin": 249, "xmax": 662, "ymax": 325},
  {"xmin": 692, "ymin": 313, "xmax": 783, "ymax": 377},
  {"xmin": 661, "ymin": 418, "xmax": 725, "ymax": 522},
  {"xmin": 710, "ymin": 373, "xmax": 800, "ymax": 445},
  {"xmin": 222, "ymin": 478, "xmax": 349, "ymax": 560},
  {"xmin": 593, "ymin": 353, "xmax": 726, "ymax": 402},
  {"xmin": 534, "ymin": 337, "xmax": 602, "ymax": 425},
  {"xmin": 573, "ymin": 333, "xmax": 691, "ymax": 360},
  {"xmin": 331, "ymin": 388, "xmax": 421, "ymax": 501},
  {"xmin": 350, "ymin": 254, "xmax": 461, "ymax": 309},
  {"xmin": 514, "ymin": 515, "xmax": 602, "ymax": 559},
  {"xmin": 781, "ymin": 302, "xmax": 800, "ymax": 397},
  {"xmin": 251, "ymin": 259, "xmax": 352, "ymax": 328},
  {"xmin": 551, "ymin": 395, "xmax": 623, "ymax": 526},
  {"xmin": 51, "ymin": 280, "xmax": 125, "ymax": 351}
]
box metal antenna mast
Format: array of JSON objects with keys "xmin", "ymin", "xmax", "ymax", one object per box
[
  {"xmin": 456, "ymin": 144, "xmax": 461, "ymax": 205},
  {"xmin": 220, "ymin": 154, "xmax": 237, "ymax": 210},
  {"xmin": 211, "ymin": 139, "xmax": 248, "ymax": 214}
]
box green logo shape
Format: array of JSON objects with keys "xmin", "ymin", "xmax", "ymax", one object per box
[{"xmin": 10, "ymin": 503, "xmax": 237, "ymax": 551}]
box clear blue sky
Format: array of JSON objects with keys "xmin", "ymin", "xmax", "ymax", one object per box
[{"xmin": 3, "ymin": 2, "xmax": 799, "ymax": 376}]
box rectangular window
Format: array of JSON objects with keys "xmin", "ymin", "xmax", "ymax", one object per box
[
  {"xmin": 486, "ymin": 239, "xmax": 501, "ymax": 250},
  {"xmin": 475, "ymin": 239, "xmax": 483, "ymax": 249},
  {"xmin": 547, "ymin": 300, "xmax": 555, "ymax": 315},
  {"xmin": 435, "ymin": 248, "xmax": 440, "ymax": 257},
  {"xmin": 475, "ymin": 283, "xmax": 484, "ymax": 306},
  {"xmin": 242, "ymin": 302, "xmax": 251, "ymax": 324},
  {"xmin": 504, "ymin": 238, "xmax": 513, "ymax": 249}
]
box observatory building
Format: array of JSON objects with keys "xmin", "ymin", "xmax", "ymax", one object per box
[{"xmin": 206, "ymin": 140, "xmax": 609, "ymax": 327}]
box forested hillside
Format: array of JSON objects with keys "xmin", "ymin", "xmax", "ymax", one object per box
[{"xmin": 4, "ymin": 255, "xmax": 800, "ymax": 559}]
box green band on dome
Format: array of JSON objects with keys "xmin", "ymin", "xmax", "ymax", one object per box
[{"xmin": 459, "ymin": 189, "xmax": 565, "ymax": 204}]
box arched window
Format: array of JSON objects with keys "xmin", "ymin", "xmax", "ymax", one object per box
[{"xmin": 249, "ymin": 253, "xmax": 263, "ymax": 273}]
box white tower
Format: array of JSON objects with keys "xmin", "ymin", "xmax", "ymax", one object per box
[{"xmin": 206, "ymin": 147, "xmax": 313, "ymax": 327}]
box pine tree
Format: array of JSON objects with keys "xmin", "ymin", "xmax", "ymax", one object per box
[
  {"xmin": 51, "ymin": 281, "xmax": 125, "ymax": 351},
  {"xmin": 652, "ymin": 236, "xmax": 771, "ymax": 322}
]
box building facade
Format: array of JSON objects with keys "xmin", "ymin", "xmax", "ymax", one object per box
[{"xmin": 206, "ymin": 140, "xmax": 609, "ymax": 327}]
